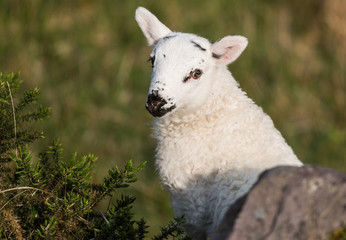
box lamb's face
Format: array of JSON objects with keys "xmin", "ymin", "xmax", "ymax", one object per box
[
  {"xmin": 146, "ymin": 34, "xmax": 214, "ymax": 117},
  {"xmin": 135, "ymin": 7, "xmax": 248, "ymax": 118}
]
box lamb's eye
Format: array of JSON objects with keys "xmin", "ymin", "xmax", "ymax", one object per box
[
  {"xmin": 147, "ymin": 56, "xmax": 155, "ymax": 68},
  {"xmin": 183, "ymin": 69, "xmax": 203, "ymax": 83},
  {"xmin": 191, "ymin": 69, "xmax": 203, "ymax": 79}
]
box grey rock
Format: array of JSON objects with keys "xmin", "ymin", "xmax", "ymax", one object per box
[{"xmin": 212, "ymin": 165, "xmax": 346, "ymax": 240}]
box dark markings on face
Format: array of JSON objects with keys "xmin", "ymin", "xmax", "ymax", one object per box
[
  {"xmin": 148, "ymin": 55, "xmax": 155, "ymax": 68},
  {"xmin": 183, "ymin": 75, "xmax": 190, "ymax": 83},
  {"xmin": 154, "ymin": 35, "xmax": 177, "ymax": 46},
  {"xmin": 162, "ymin": 35, "xmax": 177, "ymax": 41},
  {"xmin": 212, "ymin": 53, "xmax": 222, "ymax": 59},
  {"xmin": 191, "ymin": 41, "xmax": 206, "ymax": 51}
]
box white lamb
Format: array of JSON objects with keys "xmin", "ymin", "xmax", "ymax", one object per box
[{"xmin": 135, "ymin": 7, "xmax": 303, "ymax": 239}]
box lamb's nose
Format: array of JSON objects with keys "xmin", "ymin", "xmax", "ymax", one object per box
[{"xmin": 146, "ymin": 93, "xmax": 166, "ymax": 116}]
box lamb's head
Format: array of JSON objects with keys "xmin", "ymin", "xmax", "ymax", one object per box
[
  {"xmin": 144, "ymin": 33, "xmax": 213, "ymax": 118},
  {"xmin": 135, "ymin": 7, "xmax": 248, "ymax": 118}
]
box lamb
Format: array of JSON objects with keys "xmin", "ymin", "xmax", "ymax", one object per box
[{"xmin": 135, "ymin": 7, "xmax": 303, "ymax": 239}]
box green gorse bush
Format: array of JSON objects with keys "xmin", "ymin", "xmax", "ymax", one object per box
[{"xmin": 0, "ymin": 72, "xmax": 190, "ymax": 239}]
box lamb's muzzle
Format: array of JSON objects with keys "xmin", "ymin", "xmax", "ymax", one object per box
[{"xmin": 146, "ymin": 92, "xmax": 176, "ymax": 117}]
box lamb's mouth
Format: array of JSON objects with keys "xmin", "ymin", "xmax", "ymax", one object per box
[{"xmin": 146, "ymin": 103, "xmax": 176, "ymax": 117}]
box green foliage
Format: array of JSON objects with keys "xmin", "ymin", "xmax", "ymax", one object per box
[
  {"xmin": 0, "ymin": 72, "xmax": 50, "ymax": 174},
  {"xmin": 331, "ymin": 227, "xmax": 346, "ymax": 240},
  {"xmin": 0, "ymin": 75, "xmax": 189, "ymax": 239},
  {"xmin": 96, "ymin": 195, "xmax": 148, "ymax": 239},
  {"xmin": 153, "ymin": 216, "xmax": 192, "ymax": 240}
]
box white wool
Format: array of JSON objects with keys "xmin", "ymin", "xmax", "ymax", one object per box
[{"xmin": 135, "ymin": 7, "xmax": 303, "ymax": 239}]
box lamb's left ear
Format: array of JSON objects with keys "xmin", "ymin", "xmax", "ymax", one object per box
[
  {"xmin": 211, "ymin": 36, "xmax": 248, "ymax": 65},
  {"xmin": 135, "ymin": 7, "xmax": 172, "ymax": 46}
]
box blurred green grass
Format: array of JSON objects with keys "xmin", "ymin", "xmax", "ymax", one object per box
[{"xmin": 0, "ymin": 0, "xmax": 345, "ymax": 236}]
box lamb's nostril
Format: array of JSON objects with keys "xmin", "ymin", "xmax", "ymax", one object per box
[
  {"xmin": 146, "ymin": 93, "xmax": 175, "ymax": 117},
  {"xmin": 147, "ymin": 93, "xmax": 166, "ymax": 112},
  {"xmin": 152, "ymin": 99, "xmax": 165, "ymax": 111}
]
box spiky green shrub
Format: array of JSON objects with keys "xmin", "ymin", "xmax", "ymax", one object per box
[
  {"xmin": 0, "ymin": 72, "xmax": 50, "ymax": 180},
  {"xmin": 0, "ymin": 72, "xmax": 190, "ymax": 240}
]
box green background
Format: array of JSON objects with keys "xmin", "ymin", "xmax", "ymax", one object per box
[{"xmin": 1, "ymin": 0, "xmax": 345, "ymax": 236}]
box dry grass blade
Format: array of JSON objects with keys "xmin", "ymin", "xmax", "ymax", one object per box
[
  {"xmin": 0, "ymin": 201, "xmax": 24, "ymax": 240},
  {"xmin": 6, "ymin": 81, "xmax": 17, "ymax": 157}
]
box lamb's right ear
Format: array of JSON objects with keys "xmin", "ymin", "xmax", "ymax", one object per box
[
  {"xmin": 211, "ymin": 36, "xmax": 248, "ymax": 65},
  {"xmin": 135, "ymin": 7, "xmax": 172, "ymax": 46}
]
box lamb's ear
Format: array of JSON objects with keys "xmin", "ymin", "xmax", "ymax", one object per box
[
  {"xmin": 211, "ymin": 36, "xmax": 248, "ymax": 65},
  {"xmin": 135, "ymin": 7, "xmax": 172, "ymax": 46}
]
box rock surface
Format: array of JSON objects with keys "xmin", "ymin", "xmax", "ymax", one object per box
[{"xmin": 212, "ymin": 165, "xmax": 346, "ymax": 240}]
